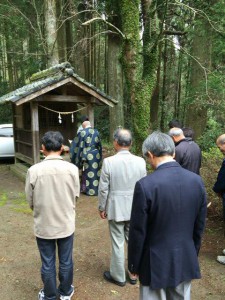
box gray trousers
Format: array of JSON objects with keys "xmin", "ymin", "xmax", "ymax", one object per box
[
  {"xmin": 140, "ymin": 281, "xmax": 191, "ymax": 300},
  {"xmin": 108, "ymin": 220, "xmax": 130, "ymax": 282}
]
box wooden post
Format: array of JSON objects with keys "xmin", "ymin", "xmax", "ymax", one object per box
[
  {"xmin": 88, "ymin": 102, "xmax": 94, "ymax": 127},
  {"xmin": 30, "ymin": 101, "xmax": 40, "ymax": 164}
]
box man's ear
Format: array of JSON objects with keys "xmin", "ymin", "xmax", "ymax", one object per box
[
  {"xmin": 172, "ymin": 152, "xmax": 175, "ymax": 158},
  {"xmin": 147, "ymin": 151, "xmax": 154, "ymax": 160},
  {"xmin": 41, "ymin": 144, "xmax": 45, "ymax": 151}
]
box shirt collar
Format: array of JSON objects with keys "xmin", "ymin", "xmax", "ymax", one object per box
[{"xmin": 44, "ymin": 155, "xmax": 63, "ymax": 161}]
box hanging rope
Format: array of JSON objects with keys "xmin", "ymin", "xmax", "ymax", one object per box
[
  {"xmin": 38, "ymin": 104, "xmax": 89, "ymax": 123},
  {"xmin": 38, "ymin": 104, "xmax": 88, "ymax": 115}
]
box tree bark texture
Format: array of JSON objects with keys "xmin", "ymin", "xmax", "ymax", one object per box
[
  {"xmin": 108, "ymin": 33, "xmax": 124, "ymax": 139},
  {"xmin": 45, "ymin": 0, "xmax": 59, "ymax": 67},
  {"xmin": 186, "ymin": 13, "xmax": 212, "ymax": 138},
  {"xmin": 119, "ymin": 0, "xmax": 158, "ymax": 153}
]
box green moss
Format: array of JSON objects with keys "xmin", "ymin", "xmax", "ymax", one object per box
[
  {"xmin": 0, "ymin": 193, "xmax": 8, "ymax": 207},
  {"xmin": 119, "ymin": 0, "xmax": 160, "ymax": 154},
  {"xmin": 30, "ymin": 62, "xmax": 71, "ymax": 82},
  {"xmin": 0, "ymin": 191, "xmax": 31, "ymax": 214},
  {"xmin": 12, "ymin": 207, "xmax": 32, "ymax": 214}
]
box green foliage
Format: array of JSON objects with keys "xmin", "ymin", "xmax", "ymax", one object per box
[
  {"xmin": 202, "ymin": 146, "xmax": 223, "ymax": 162},
  {"xmin": 197, "ymin": 118, "xmax": 224, "ymax": 151},
  {"xmin": 0, "ymin": 0, "xmax": 225, "ymax": 147},
  {"xmin": 201, "ymin": 146, "xmax": 224, "ymax": 218},
  {"xmin": 0, "ymin": 103, "xmax": 13, "ymax": 123},
  {"xmin": 94, "ymin": 106, "xmax": 110, "ymax": 141}
]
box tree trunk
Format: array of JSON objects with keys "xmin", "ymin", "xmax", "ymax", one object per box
[
  {"xmin": 185, "ymin": 9, "xmax": 212, "ymax": 138},
  {"xmin": 150, "ymin": 41, "xmax": 162, "ymax": 129},
  {"xmin": 45, "ymin": 0, "xmax": 59, "ymax": 67},
  {"xmin": 4, "ymin": 22, "xmax": 14, "ymax": 90},
  {"xmin": 160, "ymin": 37, "xmax": 168, "ymax": 132},
  {"xmin": 56, "ymin": 0, "xmax": 67, "ymax": 62},
  {"xmin": 65, "ymin": 0, "xmax": 74, "ymax": 65},
  {"xmin": 108, "ymin": 33, "xmax": 124, "ymax": 139},
  {"xmin": 119, "ymin": 0, "xmax": 158, "ymax": 153},
  {"xmin": 174, "ymin": 49, "xmax": 183, "ymax": 119}
]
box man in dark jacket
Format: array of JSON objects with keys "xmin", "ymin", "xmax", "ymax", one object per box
[
  {"xmin": 128, "ymin": 131, "xmax": 207, "ymax": 300},
  {"xmin": 169, "ymin": 127, "xmax": 202, "ymax": 174},
  {"xmin": 213, "ymin": 134, "xmax": 225, "ymax": 265}
]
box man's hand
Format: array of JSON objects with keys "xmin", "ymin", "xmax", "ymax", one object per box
[{"xmin": 99, "ymin": 210, "xmax": 107, "ymax": 219}]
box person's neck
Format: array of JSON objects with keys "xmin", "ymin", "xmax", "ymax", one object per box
[
  {"xmin": 44, "ymin": 150, "xmax": 62, "ymax": 157},
  {"xmin": 155, "ymin": 156, "xmax": 174, "ymax": 168},
  {"xmin": 175, "ymin": 136, "xmax": 185, "ymax": 143},
  {"xmin": 116, "ymin": 147, "xmax": 130, "ymax": 153}
]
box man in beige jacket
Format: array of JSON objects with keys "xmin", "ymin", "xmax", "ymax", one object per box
[
  {"xmin": 98, "ymin": 128, "xmax": 146, "ymax": 287},
  {"xmin": 25, "ymin": 131, "xmax": 80, "ymax": 300}
]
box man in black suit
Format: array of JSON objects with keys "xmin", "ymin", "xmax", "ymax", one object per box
[
  {"xmin": 213, "ymin": 134, "xmax": 225, "ymax": 264},
  {"xmin": 128, "ymin": 131, "xmax": 207, "ymax": 300},
  {"xmin": 169, "ymin": 127, "xmax": 202, "ymax": 175}
]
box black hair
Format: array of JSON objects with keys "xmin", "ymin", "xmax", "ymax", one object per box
[
  {"xmin": 182, "ymin": 127, "xmax": 194, "ymax": 140},
  {"xmin": 41, "ymin": 131, "xmax": 64, "ymax": 151},
  {"xmin": 81, "ymin": 115, "xmax": 89, "ymax": 123},
  {"xmin": 168, "ymin": 119, "xmax": 183, "ymax": 129}
]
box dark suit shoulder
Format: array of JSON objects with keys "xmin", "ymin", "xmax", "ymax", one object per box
[
  {"xmin": 139, "ymin": 161, "xmax": 202, "ymax": 187},
  {"xmin": 213, "ymin": 159, "xmax": 225, "ymax": 193}
]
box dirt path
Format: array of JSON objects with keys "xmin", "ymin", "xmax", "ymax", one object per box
[{"xmin": 0, "ymin": 163, "xmax": 225, "ymax": 299}]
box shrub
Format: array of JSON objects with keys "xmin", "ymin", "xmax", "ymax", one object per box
[
  {"xmin": 197, "ymin": 118, "xmax": 223, "ymax": 151},
  {"xmin": 0, "ymin": 103, "xmax": 13, "ymax": 124},
  {"xmin": 201, "ymin": 147, "xmax": 224, "ymax": 219}
]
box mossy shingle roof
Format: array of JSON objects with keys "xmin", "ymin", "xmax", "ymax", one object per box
[{"xmin": 0, "ymin": 62, "xmax": 117, "ymax": 105}]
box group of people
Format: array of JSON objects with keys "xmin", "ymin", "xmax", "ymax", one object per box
[
  {"xmin": 97, "ymin": 126, "xmax": 206, "ymax": 300},
  {"xmin": 24, "ymin": 117, "xmax": 224, "ymax": 300}
]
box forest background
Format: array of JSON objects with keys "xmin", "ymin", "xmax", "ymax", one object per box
[{"xmin": 0, "ymin": 0, "xmax": 225, "ymax": 214}]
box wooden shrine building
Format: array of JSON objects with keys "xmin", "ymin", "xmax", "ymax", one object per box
[{"xmin": 0, "ymin": 62, "xmax": 117, "ymax": 179}]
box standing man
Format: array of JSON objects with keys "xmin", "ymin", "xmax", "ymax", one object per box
[
  {"xmin": 98, "ymin": 128, "xmax": 146, "ymax": 287},
  {"xmin": 182, "ymin": 127, "xmax": 195, "ymax": 141},
  {"xmin": 128, "ymin": 131, "xmax": 207, "ymax": 300},
  {"xmin": 25, "ymin": 131, "xmax": 80, "ymax": 300},
  {"xmin": 213, "ymin": 134, "xmax": 225, "ymax": 264},
  {"xmin": 77, "ymin": 115, "xmax": 89, "ymax": 134},
  {"xmin": 169, "ymin": 127, "xmax": 202, "ymax": 174},
  {"xmin": 168, "ymin": 119, "xmax": 183, "ymax": 129},
  {"xmin": 71, "ymin": 120, "xmax": 102, "ymax": 196}
]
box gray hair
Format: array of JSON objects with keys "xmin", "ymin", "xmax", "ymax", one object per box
[
  {"xmin": 113, "ymin": 128, "xmax": 132, "ymax": 147},
  {"xmin": 168, "ymin": 127, "xmax": 183, "ymax": 137},
  {"xmin": 142, "ymin": 131, "xmax": 175, "ymax": 157}
]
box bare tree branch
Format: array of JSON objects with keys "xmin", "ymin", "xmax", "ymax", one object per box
[
  {"xmin": 172, "ymin": 1, "xmax": 224, "ymax": 35},
  {"xmin": 82, "ymin": 17, "xmax": 125, "ymax": 39}
]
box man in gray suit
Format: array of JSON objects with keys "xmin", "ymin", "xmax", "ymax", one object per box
[{"xmin": 98, "ymin": 128, "xmax": 146, "ymax": 287}]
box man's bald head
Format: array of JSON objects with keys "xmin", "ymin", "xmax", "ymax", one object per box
[
  {"xmin": 216, "ymin": 134, "xmax": 225, "ymax": 146},
  {"xmin": 216, "ymin": 134, "xmax": 225, "ymax": 155},
  {"xmin": 82, "ymin": 120, "xmax": 91, "ymax": 128}
]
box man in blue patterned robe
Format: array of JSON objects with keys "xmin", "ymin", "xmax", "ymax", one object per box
[{"xmin": 71, "ymin": 121, "xmax": 102, "ymax": 196}]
